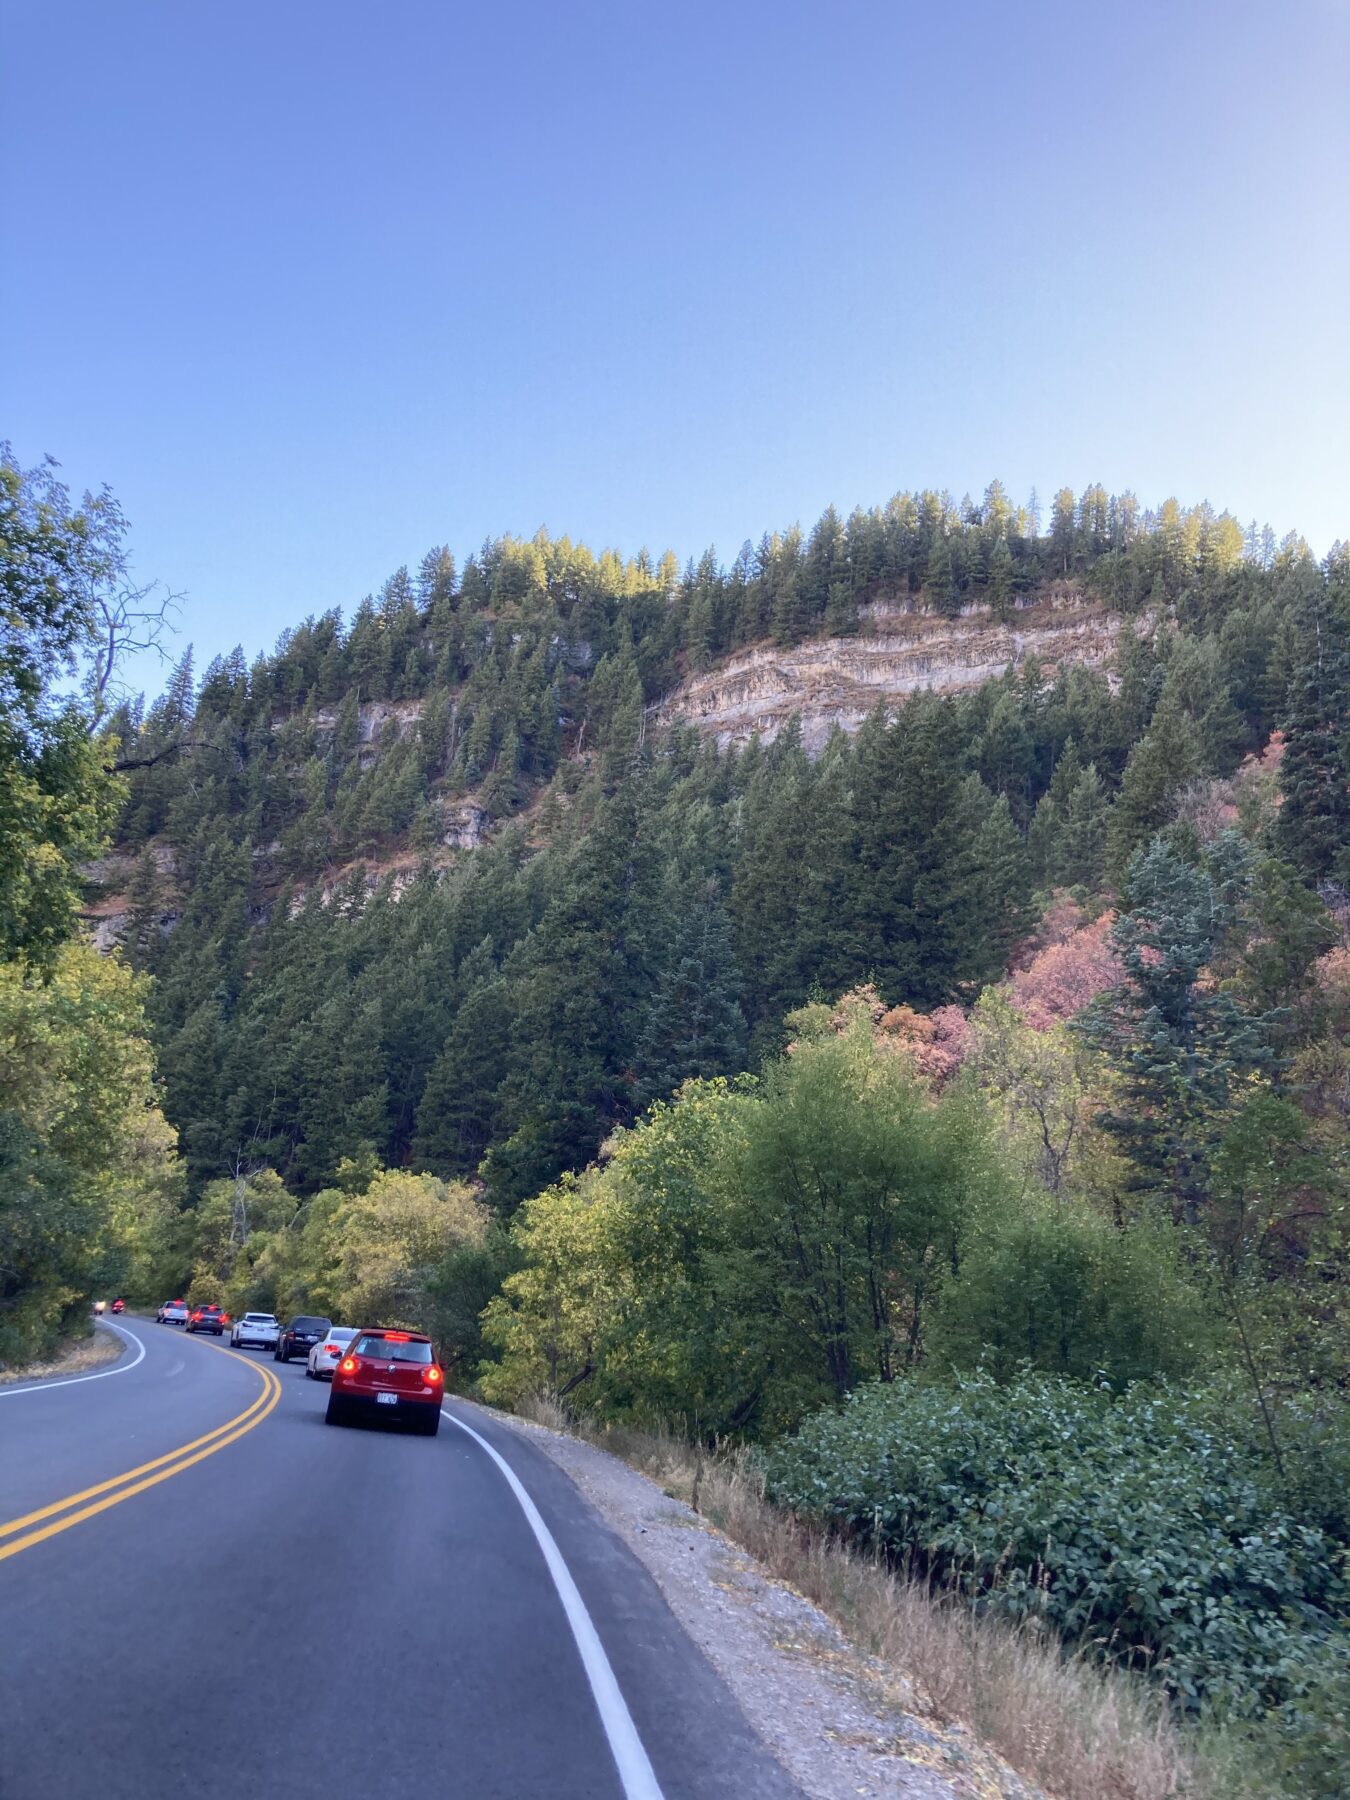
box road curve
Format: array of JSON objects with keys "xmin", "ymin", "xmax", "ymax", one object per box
[{"xmin": 0, "ymin": 1321, "xmax": 799, "ymax": 1798}]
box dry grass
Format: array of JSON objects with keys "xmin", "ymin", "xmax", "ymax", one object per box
[
  {"xmin": 516, "ymin": 1397, "xmax": 1264, "ymax": 1800},
  {"xmin": 0, "ymin": 1325, "xmax": 123, "ymax": 1385}
]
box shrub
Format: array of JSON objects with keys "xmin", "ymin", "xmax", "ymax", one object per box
[
  {"xmin": 764, "ymin": 1372, "xmax": 1347, "ymax": 1720},
  {"xmin": 928, "ymin": 1202, "xmax": 1213, "ymax": 1385}
]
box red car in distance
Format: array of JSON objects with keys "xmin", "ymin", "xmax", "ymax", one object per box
[{"xmin": 325, "ymin": 1329, "xmax": 443, "ymax": 1435}]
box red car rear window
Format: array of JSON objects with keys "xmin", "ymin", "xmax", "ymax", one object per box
[{"xmin": 354, "ymin": 1336, "xmax": 432, "ymax": 1364}]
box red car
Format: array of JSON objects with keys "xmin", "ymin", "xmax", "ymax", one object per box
[{"xmin": 324, "ymin": 1329, "xmax": 443, "ymax": 1435}]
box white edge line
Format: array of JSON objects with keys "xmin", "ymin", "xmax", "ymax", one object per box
[
  {"xmin": 444, "ymin": 1408, "xmax": 664, "ymax": 1800},
  {"xmin": 0, "ymin": 1321, "xmax": 145, "ymax": 1397}
]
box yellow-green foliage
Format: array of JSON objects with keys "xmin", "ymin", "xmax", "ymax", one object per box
[
  {"xmin": 483, "ymin": 1028, "xmax": 1012, "ymax": 1430},
  {"xmin": 480, "ymin": 1168, "xmax": 631, "ymax": 1404},
  {"xmin": 171, "ymin": 1164, "xmax": 490, "ymax": 1338},
  {"xmin": 332, "ymin": 1168, "xmax": 489, "ymax": 1332},
  {"xmin": 0, "ymin": 941, "xmax": 182, "ymax": 1360}
]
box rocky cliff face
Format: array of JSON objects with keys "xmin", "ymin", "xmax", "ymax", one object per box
[
  {"xmin": 656, "ymin": 590, "xmax": 1122, "ymax": 752},
  {"xmin": 84, "ymin": 590, "xmax": 1125, "ymax": 948}
]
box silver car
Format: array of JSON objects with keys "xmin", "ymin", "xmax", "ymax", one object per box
[
  {"xmin": 230, "ymin": 1311, "xmax": 280, "ymax": 1350},
  {"xmin": 306, "ymin": 1325, "xmax": 359, "ymax": 1380}
]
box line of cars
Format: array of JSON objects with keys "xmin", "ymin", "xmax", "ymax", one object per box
[{"xmin": 152, "ymin": 1299, "xmax": 444, "ymax": 1434}]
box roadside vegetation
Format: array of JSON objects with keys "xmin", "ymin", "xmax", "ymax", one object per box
[{"xmin": 0, "ymin": 447, "xmax": 182, "ymax": 1367}]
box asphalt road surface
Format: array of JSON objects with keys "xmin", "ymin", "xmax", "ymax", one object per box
[{"xmin": 0, "ymin": 1320, "xmax": 800, "ymax": 1799}]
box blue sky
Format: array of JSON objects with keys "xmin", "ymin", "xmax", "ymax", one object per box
[{"xmin": 4, "ymin": 0, "xmax": 1347, "ymax": 691}]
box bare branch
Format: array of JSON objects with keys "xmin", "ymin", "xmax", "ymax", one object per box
[
  {"xmin": 110, "ymin": 736, "xmax": 216, "ymax": 773},
  {"xmin": 87, "ymin": 579, "xmax": 185, "ymax": 722}
]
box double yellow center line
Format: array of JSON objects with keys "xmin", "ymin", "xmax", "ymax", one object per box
[{"xmin": 0, "ymin": 1346, "xmax": 281, "ymax": 1564}]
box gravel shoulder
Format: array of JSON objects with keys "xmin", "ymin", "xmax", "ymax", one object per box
[{"xmin": 470, "ymin": 1400, "xmax": 1043, "ymax": 1800}]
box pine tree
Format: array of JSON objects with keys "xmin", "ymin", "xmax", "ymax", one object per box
[
  {"xmin": 162, "ymin": 646, "xmax": 196, "ymax": 732},
  {"xmin": 1082, "ymin": 837, "xmax": 1272, "ymax": 1225},
  {"xmin": 124, "ymin": 846, "xmax": 165, "ymax": 970},
  {"xmin": 1277, "ymin": 593, "xmax": 1350, "ymax": 881},
  {"xmin": 850, "ymin": 698, "xmax": 994, "ymax": 1004},
  {"xmin": 925, "ymin": 531, "xmax": 956, "ymax": 616},
  {"xmin": 987, "ymin": 535, "xmax": 1014, "ymax": 619},
  {"xmin": 417, "ymin": 545, "xmax": 457, "ymax": 612},
  {"xmin": 413, "ymin": 957, "xmax": 512, "ymax": 1176},
  {"xmin": 1106, "ymin": 693, "xmax": 1200, "ymax": 885},
  {"xmin": 634, "ymin": 881, "xmax": 747, "ymax": 1107},
  {"xmin": 972, "ymin": 791, "xmax": 1033, "ymax": 976}
]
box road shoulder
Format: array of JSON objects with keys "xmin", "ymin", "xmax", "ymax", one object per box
[
  {"xmin": 468, "ymin": 1401, "xmax": 1037, "ymax": 1800},
  {"xmin": 0, "ymin": 1322, "xmax": 124, "ymax": 1386}
]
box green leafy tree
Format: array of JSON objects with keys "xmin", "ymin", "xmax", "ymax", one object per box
[
  {"xmin": 0, "ymin": 944, "xmax": 181, "ymax": 1360},
  {"xmin": 929, "ymin": 1199, "xmax": 1209, "ymax": 1384},
  {"xmin": 0, "ymin": 448, "xmax": 124, "ymax": 966}
]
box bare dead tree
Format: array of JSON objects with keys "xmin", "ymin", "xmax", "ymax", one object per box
[
  {"xmin": 86, "ymin": 573, "xmax": 185, "ymax": 725},
  {"xmin": 66, "ymin": 481, "xmax": 185, "ymax": 727}
]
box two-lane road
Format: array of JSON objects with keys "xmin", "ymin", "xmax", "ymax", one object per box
[{"xmin": 0, "ymin": 1322, "xmax": 798, "ymax": 1798}]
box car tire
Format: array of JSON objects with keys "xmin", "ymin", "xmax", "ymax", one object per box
[
  {"xmin": 415, "ymin": 1411, "xmax": 441, "ymax": 1437},
  {"xmin": 325, "ymin": 1398, "xmax": 348, "ymax": 1427}
]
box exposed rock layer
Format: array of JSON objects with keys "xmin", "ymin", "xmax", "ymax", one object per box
[{"xmin": 657, "ymin": 593, "xmax": 1121, "ymax": 752}]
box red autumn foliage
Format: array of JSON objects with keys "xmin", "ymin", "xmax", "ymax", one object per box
[
  {"xmin": 877, "ymin": 1003, "xmax": 971, "ymax": 1083},
  {"xmin": 1010, "ymin": 911, "xmax": 1123, "ymax": 1029},
  {"xmin": 1008, "ymin": 890, "xmax": 1090, "ymax": 971}
]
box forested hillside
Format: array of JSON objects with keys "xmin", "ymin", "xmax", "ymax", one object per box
[
  {"xmin": 102, "ymin": 482, "xmax": 1348, "ymax": 1210},
  {"xmin": 8, "ymin": 455, "xmax": 1348, "ymax": 1788}
]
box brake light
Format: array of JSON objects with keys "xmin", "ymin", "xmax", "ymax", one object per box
[
  {"xmin": 339, "ymin": 1357, "xmax": 357, "ymax": 1374},
  {"xmin": 325, "ymin": 1345, "xmax": 340, "ymax": 1354},
  {"xmin": 383, "ymin": 1331, "xmax": 411, "ymax": 1342},
  {"xmin": 425, "ymin": 1367, "xmax": 443, "ymax": 1384}
]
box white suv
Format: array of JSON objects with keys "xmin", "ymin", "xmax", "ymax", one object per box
[{"xmin": 230, "ymin": 1311, "xmax": 280, "ymax": 1350}]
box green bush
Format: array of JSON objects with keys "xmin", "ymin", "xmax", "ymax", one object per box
[
  {"xmin": 927, "ymin": 1200, "xmax": 1212, "ymax": 1385},
  {"xmin": 764, "ymin": 1372, "xmax": 1347, "ymax": 1719}
]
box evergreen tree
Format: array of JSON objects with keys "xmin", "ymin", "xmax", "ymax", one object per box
[
  {"xmin": 972, "ymin": 790, "xmax": 1033, "ymax": 974},
  {"xmin": 851, "ymin": 699, "xmax": 995, "ymax": 1004},
  {"xmin": 414, "ymin": 955, "xmax": 513, "ymax": 1176},
  {"xmin": 1277, "ymin": 593, "xmax": 1350, "ymax": 881},
  {"xmin": 925, "ymin": 531, "xmax": 956, "ymax": 616},
  {"xmin": 124, "ymin": 845, "xmax": 165, "ymax": 970},
  {"xmin": 634, "ymin": 880, "xmax": 747, "ymax": 1107},
  {"xmin": 1107, "ymin": 693, "xmax": 1200, "ymax": 885},
  {"xmin": 1082, "ymin": 837, "xmax": 1272, "ymax": 1226},
  {"xmin": 987, "ymin": 534, "xmax": 1014, "ymax": 618}
]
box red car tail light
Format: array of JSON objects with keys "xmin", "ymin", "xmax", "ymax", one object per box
[
  {"xmin": 339, "ymin": 1357, "xmax": 357, "ymax": 1374},
  {"xmin": 425, "ymin": 1367, "xmax": 443, "ymax": 1384},
  {"xmin": 384, "ymin": 1331, "xmax": 411, "ymax": 1342}
]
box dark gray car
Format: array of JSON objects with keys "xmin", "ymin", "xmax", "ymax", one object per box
[{"xmin": 274, "ymin": 1314, "xmax": 332, "ymax": 1362}]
